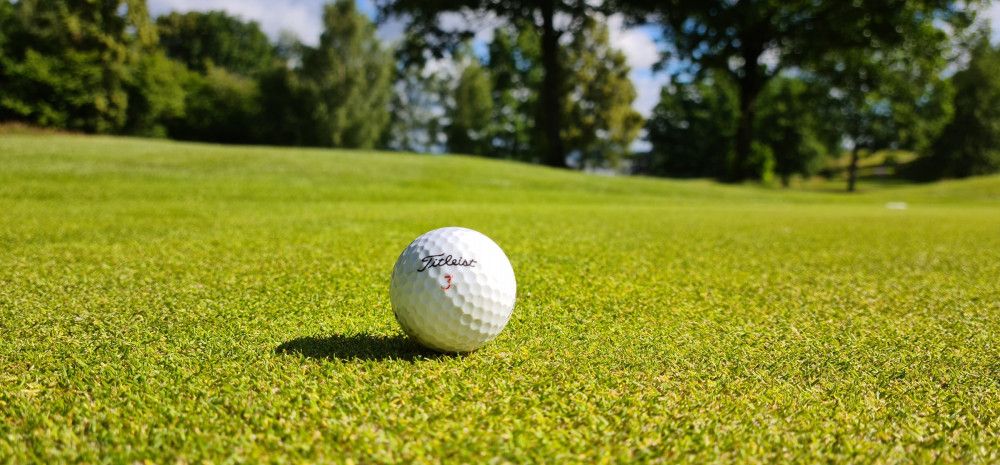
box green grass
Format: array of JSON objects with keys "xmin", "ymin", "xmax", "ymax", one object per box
[
  {"xmin": 811, "ymin": 150, "xmax": 920, "ymax": 190},
  {"xmin": 825, "ymin": 149, "xmax": 919, "ymax": 170},
  {"xmin": 1, "ymin": 134, "xmax": 999, "ymax": 463}
]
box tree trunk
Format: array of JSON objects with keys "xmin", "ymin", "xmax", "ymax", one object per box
[
  {"xmin": 847, "ymin": 146, "xmax": 860, "ymax": 192},
  {"xmin": 537, "ymin": 0, "xmax": 566, "ymax": 168}
]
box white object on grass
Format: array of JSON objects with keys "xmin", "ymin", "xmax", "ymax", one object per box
[{"xmin": 390, "ymin": 227, "xmax": 516, "ymax": 352}]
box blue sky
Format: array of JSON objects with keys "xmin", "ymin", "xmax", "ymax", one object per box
[{"xmin": 147, "ymin": 0, "xmax": 1000, "ymax": 120}]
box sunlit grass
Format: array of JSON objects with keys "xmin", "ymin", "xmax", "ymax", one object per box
[{"xmin": 1, "ymin": 134, "xmax": 998, "ymax": 463}]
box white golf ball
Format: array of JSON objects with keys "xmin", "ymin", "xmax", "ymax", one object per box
[{"xmin": 390, "ymin": 227, "xmax": 517, "ymax": 352}]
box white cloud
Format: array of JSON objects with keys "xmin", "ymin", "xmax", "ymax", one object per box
[
  {"xmin": 149, "ymin": 0, "xmax": 325, "ymax": 44},
  {"xmin": 607, "ymin": 14, "xmax": 660, "ymax": 70},
  {"xmin": 149, "ymin": 0, "xmax": 418, "ymax": 46},
  {"xmin": 378, "ymin": 17, "xmax": 407, "ymax": 44},
  {"xmin": 631, "ymin": 72, "xmax": 669, "ymax": 118},
  {"xmin": 437, "ymin": 9, "xmax": 502, "ymax": 44},
  {"xmin": 627, "ymin": 70, "xmax": 667, "ymax": 152},
  {"xmin": 984, "ymin": 1, "xmax": 1000, "ymax": 43},
  {"xmin": 605, "ymin": 14, "xmax": 667, "ymax": 119}
]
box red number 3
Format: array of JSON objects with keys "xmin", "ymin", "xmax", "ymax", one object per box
[{"xmin": 441, "ymin": 274, "xmax": 453, "ymax": 291}]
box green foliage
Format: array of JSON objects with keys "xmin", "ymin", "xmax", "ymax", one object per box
[
  {"xmin": 646, "ymin": 73, "xmax": 738, "ymax": 178},
  {"xmin": 166, "ymin": 65, "xmax": 261, "ymax": 144},
  {"xmin": 928, "ymin": 34, "xmax": 1000, "ymax": 178},
  {"xmin": 255, "ymin": 65, "xmax": 318, "ymax": 146},
  {"xmin": 446, "ymin": 56, "xmax": 494, "ymax": 155},
  {"xmin": 755, "ymin": 77, "xmax": 834, "ymax": 186},
  {"xmin": 1, "ymin": 0, "xmax": 995, "ymax": 183},
  {"xmin": 486, "ymin": 25, "xmax": 542, "ymax": 161},
  {"xmin": 3, "ymin": 133, "xmax": 1000, "ymax": 462},
  {"xmin": 479, "ymin": 17, "xmax": 642, "ymax": 167},
  {"xmin": 561, "ymin": 17, "xmax": 643, "ymax": 169},
  {"xmin": 124, "ymin": 51, "xmax": 188, "ymax": 137},
  {"xmin": 0, "ymin": 0, "xmax": 155, "ymax": 133},
  {"xmin": 388, "ymin": 15, "xmax": 644, "ymax": 166},
  {"xmin": 615, "ymin": 0, "xmax": 976, "ymax": 181},
  {"xmin": 382, "ymin": 57, "xmax": 448, "ymax": 153},
  {"xmin": 0, "ymin": 49, "xmax": 115, "ymax": 129},
  {"xmin": 647, "ymin": 73, "xmax": 833, "ymax": 183},
  {"xmin": 155, "ymin": 11, "xmax": 275, "ymax": 76},
  {"xmin": 747, "ymin": 141, "xmax": 776, "ymax": 185},
  {"xmin": 298, "ymin": 0, "xmax": 393, "ymax": 148},
  {"xmin": 378, "ymin": 0, "xmax": 610, "ymax": 167},
  {"xmin": 817, "ymin": 20, "xmax": 954, "ymax": 191},
  {"xmin": 0, "ymin": 0, "xmax": 11, "ymax": 49},
  {"xmin": 145, "ymin": 11, "xmax": 268, "ymax": 143}
]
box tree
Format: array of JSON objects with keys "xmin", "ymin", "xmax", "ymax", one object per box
[
  {"xmin": 165, "ymin": 64, "xmax": 261, "ymax": 144},
  {"xmin": 479, "ymin": 16, "xmax": 641, "ymax": 166},
  {"xmin": 646, "ymin": 73, "xmax": 738, "ymax": 178},
  {"xmin": 446, "ymin": 55, "xmax": 494, "ymax": 155},
  {"xmin": 254, "ymin": 34, "xmax": 316, "ymax": 146},
  {"xmin": 299, "ymin": 0, "xmax": 393, "ymax": 148},
  {"xmin": 155, "ymin": 11, "xmax": 275, "ymax": 76},
  {"xmin": 0, "ymin": 1, "xmax": 11, "ymax": 50},
  {"xmin": 818, "ymin": 26, "xmax": 954, "ymax": 191},
  {"xmin": 144, "ymin": 10, "xmax": 275, "ymax": 144},
  {"xmin": 0, "ymin": 0, "xmax": 156, "ymax": 132},
  {"xmin": 485, "ymin": 24, "xmax": 542, "ymax": 161},
  {"xmin": 124, "ymin": 51, "xmax": 188, "ymax": 137},
  {"xmin": 562, "ymin": 17, "xmax": 643, "ymax": 169},
  {"xmin": 617, "ymin": 0, "xmax": 975, "ymax": 182},
  {"xmin": 927, "ymin": 33, "xmax": 1000, "ymax": 178},
  {"xmin": 256, "ymin": 64, "xmax": 317, "ymax": 146},
  {"xmin": 377, "ymin": 0, "xmax": 600, "ymax": 168},
  {"xmin": 755, "ymin": 77, "xmax": 836, "ymax": 187},
  {"xmin": 382, "ymin": 57, "xmax": 449, "ymax": 153}
]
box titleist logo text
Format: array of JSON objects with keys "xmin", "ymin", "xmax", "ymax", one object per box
[{"xmin": 417, "ymin": 253, "xmax": 477, "ymax": 272}]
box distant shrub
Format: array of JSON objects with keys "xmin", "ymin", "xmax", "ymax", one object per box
[{"xmin": 165, "ymin": 65, "xmax": 261, "ymax": 144}]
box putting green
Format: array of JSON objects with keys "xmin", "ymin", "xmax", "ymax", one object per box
[{"xmin": 1, "ymin": 134, "xmax": 998, "ymax": 463}]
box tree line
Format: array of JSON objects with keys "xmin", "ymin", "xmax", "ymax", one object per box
[
  {"xmin": 638, "ymin": 0, "xmax": 1000, "ymax": 187},
  {"xmin": 0, "ymin": 0, "xmax": 639, "ymax": 167},
  {"xmin": 1, "ymin": 0, "xmax": 998, "ymax": 188}
]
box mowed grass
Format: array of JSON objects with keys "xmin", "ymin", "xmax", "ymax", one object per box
[{"xmin": 1, "ymin": 134, "xmax": 999, "ymax": 464}]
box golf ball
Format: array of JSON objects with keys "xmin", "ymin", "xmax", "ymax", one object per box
[{"xmin": 390, "ymin": 227, "xmax": 516, "ymax": 352}]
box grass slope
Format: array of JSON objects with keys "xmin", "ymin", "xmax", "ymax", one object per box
[{"xmin": 1, "ymin": 134, "xmax": 998, "ymax": 463}]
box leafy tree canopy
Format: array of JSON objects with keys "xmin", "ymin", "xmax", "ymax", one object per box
[
  {"xmin": 615, "ymin": 0, "xmax": 977, "ymax": 181},
  {"xmin": 646, "ymin": 72, "xmax": 738, "ymax": 179},
  {"xmin": 447, "ymin": 51, "xmax": 494, "ymax": 156},
  {"xmin": 927, "ymin": 31, "xmax": 1000, "ymax": 178},
  {"xmin": 755, "ymin": 76, "xmax": 838, "ymax": 186},
  {"xmin": 377, "ymin": 0, "xmax": 604, "ymax": 167},
  {"xmin": 298, "ymin": 0, "xmax": 393, "ymax": 148},
  {"xmin": 814, "ymin": 16, "xmax": 955, "ymax": 190},
  {"xmin": 156, "ymin": 10, "xmax": 275, "ymax": 76},
  {"xmin": 485, "ymin": 23, "xmax": 542, "ymax": 161},
  {"xmin": 562, "ymin": 16, "xmax": 643, "ymax": 169},
  {"xmin": 0, "ymin": 0, "xmax": 156, "ymax": 132}
]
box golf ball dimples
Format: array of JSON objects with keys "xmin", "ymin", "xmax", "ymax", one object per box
[{"xmin": 390, "ymin": 227, "xmax": 516, "ymax": 352}]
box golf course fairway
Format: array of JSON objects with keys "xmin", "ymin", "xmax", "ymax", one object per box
[{"xmin": 1, "ymin": 134, "xmax": 998, "ymax": 463}]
